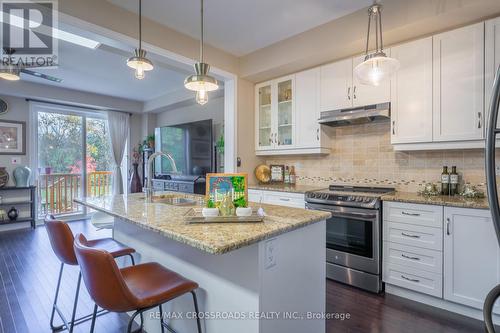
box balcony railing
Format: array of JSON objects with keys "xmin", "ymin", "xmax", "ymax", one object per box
[{"xmin": 37, "ymin": 171, "xmax": 112, "ymax": 216}]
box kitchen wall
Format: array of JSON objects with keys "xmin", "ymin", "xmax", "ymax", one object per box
[
  {"xmin": 265, "ymin": 122, "xmax": 487, "ymax": 193},
  {"xmin": 0, "ymin": 96, "xmax": 30, "ymax": 186}
]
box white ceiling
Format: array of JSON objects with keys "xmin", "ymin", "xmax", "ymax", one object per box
[
  {"xmin": 23, "ymin": 40, "xmax": 189, "ymax": 102},
  {"xmin": 107, "ymin": 0, "xmax": 372, "ymax": 56}
]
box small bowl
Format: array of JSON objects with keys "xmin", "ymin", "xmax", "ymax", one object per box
[
  {"xmin": 202, "ymin": 208, "xmax": 219, "ymax": 217},
  {"xmin": 236, "ymin": 207, "xmax": 252, "ymax": 217}
]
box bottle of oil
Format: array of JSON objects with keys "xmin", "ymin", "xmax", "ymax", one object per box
[
  {"xmin": 289, "ymin": 166, "xmax": 296, "ymax": 185},
  {"xmin": 449, "ymin": 166, "xmax": 459, "ymax": 196},
  {"xmin": 441, "ymin": 166, "xmax": 450, "ymax": 195}
]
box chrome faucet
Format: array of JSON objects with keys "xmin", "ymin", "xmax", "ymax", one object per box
[{"xmin": 144, "ymin": 151, "xmax": 178, "ymax": 202}]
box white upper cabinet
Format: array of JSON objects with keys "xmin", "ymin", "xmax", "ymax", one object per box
[
  {"xmin": 255, "ymin": 76, "xmax": 295, "ymax": 152},
  {"xmin": 486, "ymin": 17, "xmax": 500, "ymax": 128},
  {"xmin": 256, "ymin": 72, "xmax": 329, "ymax": 155},
  {"xmin": 296, "ymin": 68, "xmax": 330, "ymax": 150},
  {"xmin": 320, "ymin": 55, "xmax": 391, "ymax": 112},
  {"xmin": 433, "ymin": 23, "xmax": 485, "ymax": 142},
  {"xmin": 444, "ymin": 207, "xmax": 500, "ymax": 313},
  {"xmin": 352, "ymin": 51, "xmax": 392, "ymax": 107},
  {"xmin": 391, "ymin": 37, "xmax": 433, "ymax": 144},
  {"xmin": 320, "ymin": 58, "xmax": 353, "ymax": 111}
]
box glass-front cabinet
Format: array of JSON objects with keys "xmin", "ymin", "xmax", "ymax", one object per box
[
  {"xmin": 257, "ymin": 84, "xmax": 273, "ymax": 149},
  {"xmin": 255, "ymin": 75, "xmax": 295, "ymax": 151}
]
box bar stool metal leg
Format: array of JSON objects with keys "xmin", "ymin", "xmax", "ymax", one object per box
[
  {"xmin": 50, "ymin": 263, "xmax": 65, "ymax": 331},
  {"xmin": 191, "ymin": 291, "xmax": 202, "ymax": 333},
  {"xmin": 90, "ymin": 304, "xmax": 98, "ymax": 333},
  {"xmin": 68, "ymin": 272, "xmax": 82, "ymax": 333}
]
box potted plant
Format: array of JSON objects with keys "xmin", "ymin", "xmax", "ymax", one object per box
[{"xmin": 145, "ymin": 134, "xmax": 155, "ymax": 149}]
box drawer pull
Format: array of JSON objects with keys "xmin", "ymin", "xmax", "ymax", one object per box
[
  {"xmin": 279, "ymin": 198, "xmax": 291, "ymax": 202},
  {"xmin": 401, "ymin": 232, "xmax": 421, "ymax": 239},
  {"xmin": 401, "ymin": 254, "xmax": 420, "ymax": 261},
  {"xmin": 402, "ymin": 211, "xmax": 421, "ymax": 217},
  {"xmin": 401, "ymin": 275, "xmax": 420, "ymax": 283}
]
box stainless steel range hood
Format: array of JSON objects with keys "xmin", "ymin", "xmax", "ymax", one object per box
[{"xmin": 318, "ymin": 102, "xmax": 390, "ymax": 127}]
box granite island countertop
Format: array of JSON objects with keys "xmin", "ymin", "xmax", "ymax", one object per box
[
  {"xmin": 248, "ymin": 184, "xmax": 325, "ymax": 194},
  {"xmin": 382, "ymin": 192, "xmax": 489, "ymax": 209},
  {"xmin": 75, "ymin": 193, "xmax": 331, "ymax": 255}
]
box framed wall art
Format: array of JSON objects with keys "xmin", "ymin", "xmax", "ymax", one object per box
[
  {"xmin": 270, "ymin": 165, "xmax": 285, "ymax": 183},
  {"xmin": 0, "ymin": 120, "xmax": 26, "ymax": 155},
  {"xmin": 206, "ymin": 173, "xmax": 248, "ymax": 208}
]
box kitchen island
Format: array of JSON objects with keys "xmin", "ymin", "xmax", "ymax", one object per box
[{"xmin": 75, "ymin": 193, "xmax": 330, "ymax": 333}]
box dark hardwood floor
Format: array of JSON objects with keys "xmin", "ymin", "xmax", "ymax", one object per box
[{"xmin": 0, "ymin": 220, "xmax": 491, "ymax": 333}]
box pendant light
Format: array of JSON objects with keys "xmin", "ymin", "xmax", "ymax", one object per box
[
  {"xmin": 354, "ymin": 3, "xmax": 399, "ymax": 86},
  {"xmin": 0, "ymin": 66, "xmax": 20, "ymax": 81},
  {"xmin": 126, "ymin": 0, "xmax": 153, "ymax": 80},
  {"xmin": 184, "ymin": 0, "xmax": 219, "ymax": 105}
]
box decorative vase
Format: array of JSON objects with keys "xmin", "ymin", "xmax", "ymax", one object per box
[
  {"xmin": 13, "ymin": 166, "xmax": 31, "ymax": 187},
  {"xmin": 7, "ymin": 207, "xmax": 18, "ymax": 221},
  {"xmin": 129, "ymin": 163, "xmax": 142, "ymax": 193},
  {"xmin": 0, "ymin": 167, "xmax": 9, "ymax": 187}
]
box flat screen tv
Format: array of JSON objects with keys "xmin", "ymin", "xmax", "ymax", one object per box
[{"xmin": 154, "ymin": 119, "xmax": 213, "ymax": 177}]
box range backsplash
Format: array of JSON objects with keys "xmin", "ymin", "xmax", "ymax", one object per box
[{"xmin": 265, "ymin": 122, "xmax": 490, "ymax": 193}]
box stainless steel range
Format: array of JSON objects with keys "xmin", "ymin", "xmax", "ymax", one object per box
[{"xmin": 305, "ymin": 185, "xmax": 394, "ymax": 293}]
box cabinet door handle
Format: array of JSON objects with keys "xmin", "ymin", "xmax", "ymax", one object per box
[
  {"xmin": 401, "ymin": 254, "xmax": 421, "ymax": 261},
  {"xmin": 446, "ymin": 218, "xmax": 451, "ymax": 235},
  {"xmin": 401, "ymin": 275, "xmax": 420, "ymax": 283},
  {"xmin": 478, "ymin": 112, "xmax": 482, "ymax": 129},
  {"xmin": 279, "ymin": 198, "xmax": 291, "ymax": 202},
  {"xmin": 401, "ymin": 232, "xmax": 420, "ymax": 239},
  {"xmin": 347, "ymin": 87, "xmax": 351, "ymax": 100},
  {"xmin": 353, "ymin": 86, "xmax": 357, "ymax": 99},
  {"xmin": 316, "ymin": 128, "xmax": 320, "ymax": 140},
  {"xmin": 402, "ymin": 211, "xmax": 420, "ymax": 217},
  {"xmin": 392, "ymin": 121, "xmax": 396, "ymax": 135}
]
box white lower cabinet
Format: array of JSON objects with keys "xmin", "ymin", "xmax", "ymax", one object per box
[
  {"xmin": 444, "ymin": 207, "xmax": 500, "ymax": 313},
  {"xmin": 248, "ymin": 189, "xmax": 305, "ymax": 209},
  {"xmin": 384, "ymin": 202, "xmax": 500, "ymax": 317},
  {"xmin": 383, "ymin": 202, "xmax": 443, "ymax": 297}
]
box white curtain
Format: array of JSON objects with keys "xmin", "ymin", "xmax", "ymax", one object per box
[{"xmin": 107, "ymin": 111, "xmax": 129, "ymax": 194}]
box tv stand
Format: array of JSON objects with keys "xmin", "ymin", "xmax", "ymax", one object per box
[{"xmin": 152, "ymin": 175, "xmax": 206, "ymax": 195}]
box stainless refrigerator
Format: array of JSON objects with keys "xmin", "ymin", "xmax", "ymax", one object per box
[{"xmin": 485, "ymin": 66, "xmax": 500, "ymax": 332}]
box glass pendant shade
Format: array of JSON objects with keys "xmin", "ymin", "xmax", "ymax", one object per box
[
  {"xmin": 127, "ymin": 49, "xmax": 153, "ymax": 80},
  {"xmin": 0, "ymin": 67, "xmax": 20, "ymax": 81},
  {"xmin": 184, "ymin": 62, "xmax": 219, "ymax": 92},
  {"xmin": 355, "ymin": 4, "xmax": 399, "ymax": 86},
  {"xmin": 354, "ymin": 52, "xmax": 400, "ymax": 86},
  {"xmin": 196, "ymin": 89, "xmax": 208, "ymax": 105}
]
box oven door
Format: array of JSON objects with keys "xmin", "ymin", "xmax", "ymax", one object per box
[{"xmin": 306, "ymin": 202, "xmax": 380, "ymax": 275}]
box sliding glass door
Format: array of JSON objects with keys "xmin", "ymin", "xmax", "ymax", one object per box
[{"xmin": 35, "ymin": 107, "xmax": 113, "ymax": 218}]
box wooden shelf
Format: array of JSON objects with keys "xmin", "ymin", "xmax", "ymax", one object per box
[
  {"xmin": 0, "ymin": 217, "xmax": 35, "ymax": 225},
  {"xmin": 0, "ymin": 186, "xmax": 36, "ymax": 190},
  {"xmin": 0, "ymin": 201, "xmax": 33, "ymax": 206}
]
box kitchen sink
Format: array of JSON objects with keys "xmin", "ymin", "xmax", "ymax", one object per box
[{"xmin": 145, "ymin": 194, "xmax": 198, "ymax": 206}]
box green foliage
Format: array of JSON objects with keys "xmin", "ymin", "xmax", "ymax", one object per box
[
  {"xmin": 206, "ymin": 199, "xmax": 215, "ymax": 208},
  {"xmin": 230, "ymin": 176, "xmax": 245, "ymax": 192},
  {"xmin": 37, "ymin": 112, "xmax": 112, "ymax": 173},
  {"xmin": 233, "ymin": 196, "xmax": 247, "ymax": 208}
]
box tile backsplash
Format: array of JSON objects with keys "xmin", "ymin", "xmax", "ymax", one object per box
[{"xmin": 265, "ymin": 122, "xmax": 489, "ymax": 193}]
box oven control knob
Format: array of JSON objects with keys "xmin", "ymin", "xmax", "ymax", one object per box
[
  {"xmin": 347, "ymin": 196, "xmax": 353, "ymax": 201},
  {"xmin": 321, "ymin": 193, "xmax": 328, "ymax": 199},
  {"xmin": 314, "ymin": 193, "xmax": 321, "ymax": 198},
  {"xmin": 364, "ymin": 198, "xmax": 372, "ymax": 203},
  {"xmin": 356, "ymin": 197, "xmax": 363, "ymax": 202}
]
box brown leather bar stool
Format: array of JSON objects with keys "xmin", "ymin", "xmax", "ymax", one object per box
[
  {"xmin": 73, "ymin": 233, "xmax": 202, "ymax": 333},
  {"xmin": 45, "ymin": 215, "xmax": 136, "ymax": 332}
]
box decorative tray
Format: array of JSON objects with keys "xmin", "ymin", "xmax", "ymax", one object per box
[{"xmin": 184, "ymin": 208, "xmax": 264, "ymax": 224}]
